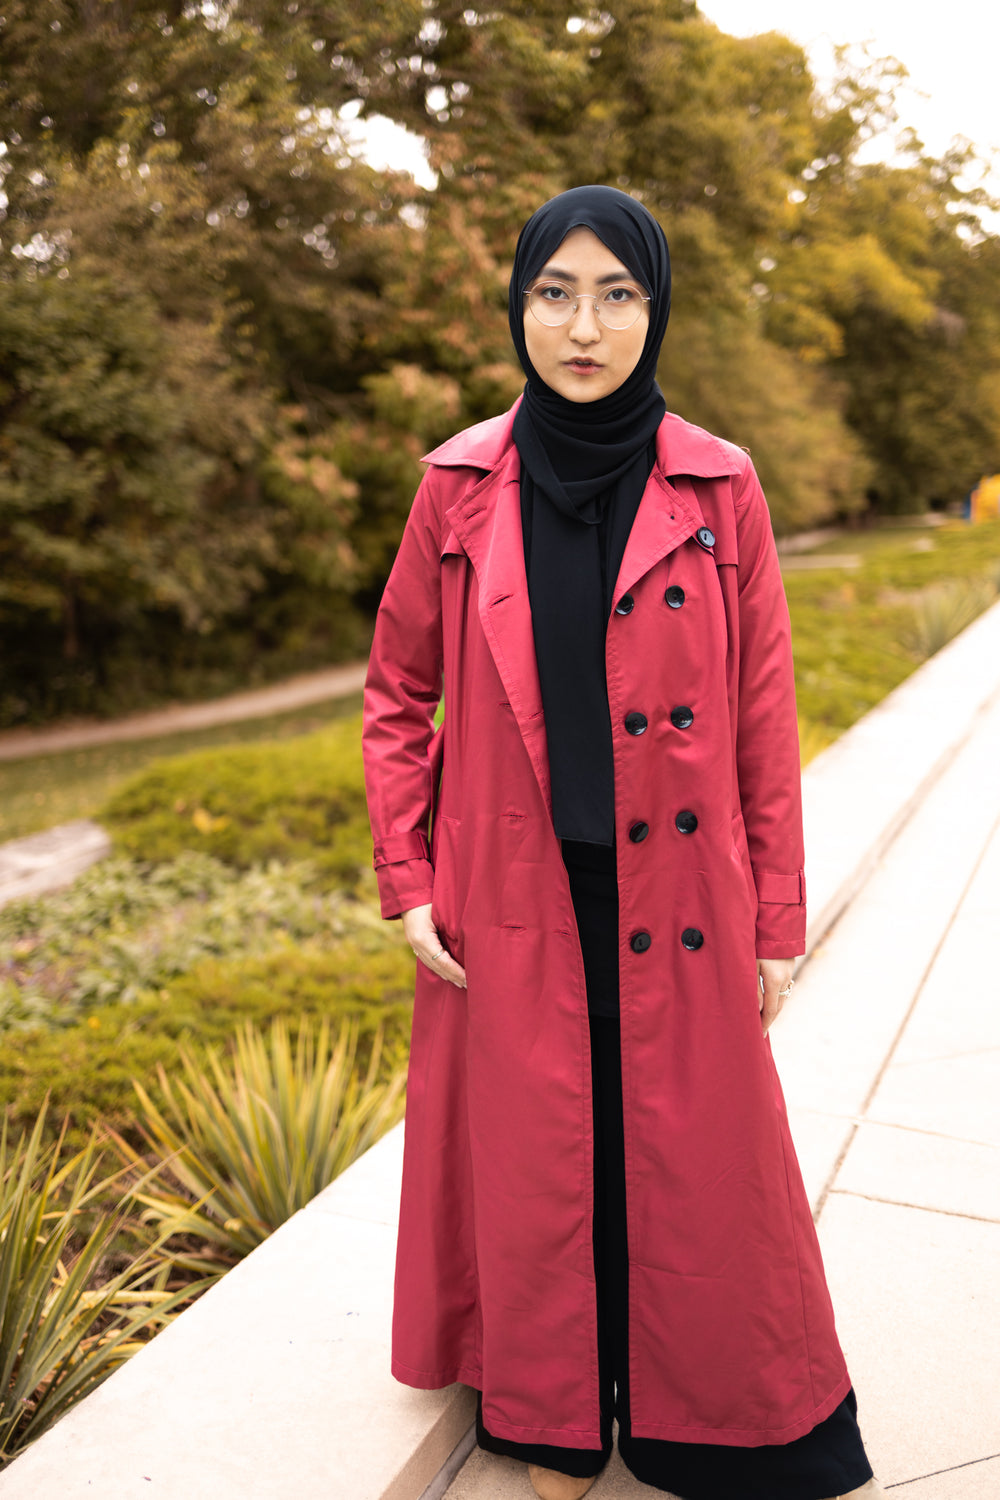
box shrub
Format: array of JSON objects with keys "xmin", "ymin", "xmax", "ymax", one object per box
[
  {"xmin": 900, "ymin": 577, "xmax": 999, "ymax": 659},
  {"xmin": 0, "ymin": 852, "xmax": 382, "ymax": 1025},
  {"xmin": 0, "ymin": 941, "xmax": 414, "ymax": 1151},
  {"xmin": 101, "ymin": 714, "xmax": 372, "ymax": 888},
  {"xmin": 110, "ymin": 1015, "xmax": 407, "ymax": 1275},
  {"xmin": 0, "ymin": 1106, "xmax": 203, "ymax": 1466}
]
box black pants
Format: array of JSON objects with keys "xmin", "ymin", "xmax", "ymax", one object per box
[{"xmin": 476, "ymin": 842, "xmax": 874, "ymax": 1500}]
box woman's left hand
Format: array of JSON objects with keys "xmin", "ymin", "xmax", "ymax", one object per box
[{"xmin": 757, "ymin": 958, "xmax": 796, "ymax": 1035}]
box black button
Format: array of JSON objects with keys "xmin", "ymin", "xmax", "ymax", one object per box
[
  {"xmin": 695, "ymin": 526, "xmax": 716, "ymax": 549},
  {"xmin": 681, "ymin": 927, "xmax": 704, "ymax": 950},
  {"xmin": 670, "ymin": 705, "xmax": 694, "ymax": 729},
  {"xmin": 628, "ymin": 821, "xmax": 650, "ymax": 843},
  {"xmin": 615, "ymin": 593, "xmax": 635, "ymax": 616},
  {"xmin": 675, "ymin": 809, "xmax": 698, "ymax": 834},
  {"xmin": 665, "ymin": 585, "xmax": 685, "ymax": 608},
  {"xmin": 630, "ymin": 931, "xmax": 652, "ymax": 953},
  {"xmin": 625, "ymin": 711, "xmax": 648, "ymax": 736}
]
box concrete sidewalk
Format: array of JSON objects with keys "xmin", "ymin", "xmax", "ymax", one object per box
[{"xmin": 446, "ymin": 680, "xmax": 1000, "ymax": 1494}]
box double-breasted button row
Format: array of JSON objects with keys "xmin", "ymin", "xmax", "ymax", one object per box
[
  {"xmin": 630, "ymin": 927, "xmax": 706, "ymax": 953},
  {"xmin": 614, "ymin": 587, "xmax": 689, "ymax": 611},
  {"xmin": 628, "ymin": 810, "xmax": 698, "ymax": 842},
  {"xmin": 624, "ymin": 707, "xmax": 693, "ymax": 734}
]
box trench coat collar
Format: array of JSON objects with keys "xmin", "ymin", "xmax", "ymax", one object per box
[{"xmin": 424, "ymin": 402, "xmax": 744, "ymax": 816}]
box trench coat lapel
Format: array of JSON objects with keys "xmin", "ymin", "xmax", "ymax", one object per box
[
  {"xmin": 613, "ymin": 470, "xmax": 705, "ymax": 602},
  {"xmin": 444, "ymin": 451, "xmax": 553, "ymax": 816}
]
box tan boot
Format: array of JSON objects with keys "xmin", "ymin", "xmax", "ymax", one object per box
[
  {"xmin": 527, "ymin": 1464, "xmax": 598, "ymax": 1500},
  {"xmin": 833, "ymin": 1482, "xmax": 886, "ymax": 1500}
]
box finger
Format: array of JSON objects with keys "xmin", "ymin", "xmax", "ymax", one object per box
[
  {"xmin": 417, "ymin": 942, "xmax": 467, "ymax": 989},
  {"xmin": 758, "ymin": 976, "xmax": 781, "ymax": 1034}
]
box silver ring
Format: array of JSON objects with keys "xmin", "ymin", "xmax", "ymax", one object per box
[
  {"xmin": 429, "ymin": 948, "xmax": 446, "ymax": 962},
  {"xmin": 777, "ymin": 982, "xmax": 795, "ymax": 997}
]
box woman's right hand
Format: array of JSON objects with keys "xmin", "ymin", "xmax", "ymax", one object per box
[{"xmin": 402, "ymin": 903, "xmax": 467, "ymax": 989}]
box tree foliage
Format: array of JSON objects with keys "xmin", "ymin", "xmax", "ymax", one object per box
[{"xmin": 1, "ymin": 1, "xmax": 999, "ymax": 721}]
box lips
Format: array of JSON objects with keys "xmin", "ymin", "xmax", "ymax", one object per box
[{"xmin": 565, "ymin": 358, "xmax": 602, "ymax": 372}]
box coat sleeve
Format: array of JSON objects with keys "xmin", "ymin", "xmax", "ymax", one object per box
[
  {"xmin": 733, "ymin": 456, "xmax": 807, "ymax": 959},
  {"xmin": 362, "ymin": 467, "xmax": 445, "ymax": 920}
]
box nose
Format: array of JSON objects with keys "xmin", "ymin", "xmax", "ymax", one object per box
[{"xmin": 568, "ymin": 295, "xmax": 601, "ymax": 342}]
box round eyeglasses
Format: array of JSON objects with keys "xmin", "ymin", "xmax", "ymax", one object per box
[{"xmin": 524, "ymin": 279, "xmax": 651, "ymax": 330}]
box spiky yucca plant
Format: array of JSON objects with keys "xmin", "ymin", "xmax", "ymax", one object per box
[
  {"xmin": 902, "ymin": 576, "xmax": 998, "ymax": 659},
  {"xmin": 112, "ymin": 1015, "xmax": 406, "ymax": 1274},
  {"xmin": 0, "ymin": 1106, "xmax": 200, "ymax": 1466}
]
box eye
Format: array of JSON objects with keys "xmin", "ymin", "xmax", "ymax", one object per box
[
  {"xmin": 602, "ymin": 284, "xmax": 642, "ymax": 305},
  {"xmin": 534, "ymin": 281, "xmax": 573, "ymax": 302}
]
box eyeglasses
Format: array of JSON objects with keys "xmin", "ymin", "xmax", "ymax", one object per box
[{"xmin": 524, "ymin": 279, "xmax": 651, "ymax": 330}]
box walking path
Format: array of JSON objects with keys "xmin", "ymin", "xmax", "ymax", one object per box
[{"xmin": 0, "ymin": 661, "xmax": 368, "ymax": 762}]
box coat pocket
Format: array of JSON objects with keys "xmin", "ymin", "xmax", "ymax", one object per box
[{"xmin": 430, "ymin": 814, "xmax": 463, "ymax": 951}]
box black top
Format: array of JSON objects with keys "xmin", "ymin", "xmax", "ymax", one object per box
[{"xmin": 507, "ymin": 186, "xmax": 671, "ymax": 844}]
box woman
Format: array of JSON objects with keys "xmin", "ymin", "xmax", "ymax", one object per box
[{"xmin": 363, "ymin": 186, "xmax": 882, "ymax": 1500}]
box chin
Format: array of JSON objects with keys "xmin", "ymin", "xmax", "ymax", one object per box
[{"xmin": 552, "ymin": 378, "xmax": 615, "ymax": 403}]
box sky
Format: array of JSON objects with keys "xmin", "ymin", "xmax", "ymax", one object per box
[
  {"xmin": 699, "ymin": 0, "xmax": 1000, "ymax": 168},
  {"xmin": 349, "ymin": 2, "xmax": 1000, "ymax": 209}
]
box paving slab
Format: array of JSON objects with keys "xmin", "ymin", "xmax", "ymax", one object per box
[
  {"xmin": 891, "ymin": 1458, "xmax": 1000, "ymax": 1498},
  {"xmin": 785, "ymin": 1106, "xmax": 858, "ymax": 1212},
  {"xmin": 834, "ymin": 1120, "xmax": 1000, "ymax": 1223},
  {"xmin": 818, "ymin": 1194, "xmax": 1000, "ymax": 1490}
]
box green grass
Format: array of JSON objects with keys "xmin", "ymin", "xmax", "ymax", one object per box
[
  {"xmin": 0, "ymin": 692, "xmax": 362, "ymax": 843},
  {"xmin": 785, "ymin": 517, "xmax": 1000, "ymax": 752}
]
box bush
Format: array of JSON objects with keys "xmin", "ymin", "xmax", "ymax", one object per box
[
  {"xmin": 0, "ymin": 941, "xmax": 414, "ymax": 1151},
  {"xmin": 111, "ymin": 1015, "xmax": 406, "ymax": 1275},
  {"xmin": 0, "ymin": 1106, "xmax": 202, "ymax": 1466},
  {"xmin": 0, "ymin": 852, "xmax": 382, "ymax": 1025},
  {"xmin": 900, "ymin": 576, "xmax": 999, "ymax": 658},
  {"xmin": 101, "ymin": 714, "xmax": 371, "ymax": 888}
]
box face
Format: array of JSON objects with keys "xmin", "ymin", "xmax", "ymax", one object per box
[{"xmin": 522, "ymin": 226, "xmax": 651, "ymax": 403}]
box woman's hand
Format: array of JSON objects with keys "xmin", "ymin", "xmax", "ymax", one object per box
[
  {"xmin": 402, "ymin": 904, "xmax": 467, "ymax": 989},
  {"xmin": 757, "ymin": 957, "xmax": 796, "ymax": 1035}
]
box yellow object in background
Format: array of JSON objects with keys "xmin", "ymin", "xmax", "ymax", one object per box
[{"xmin": 970, "ymin": 474, "xmax": 1000, "ymax": 521}]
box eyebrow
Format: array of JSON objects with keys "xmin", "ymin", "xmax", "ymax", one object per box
[{"xmin": 536, "ymin": 264, "xmax": 637, "ymax": 285}]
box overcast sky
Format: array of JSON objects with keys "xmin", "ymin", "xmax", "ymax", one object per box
[{"xmin": 699, "ymin": 0, "xmax": 1000, "ymax": 166}]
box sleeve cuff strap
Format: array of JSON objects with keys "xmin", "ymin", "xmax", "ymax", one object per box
[
  {"xmin": 754, "ymin": 868, "xmax": 806, "ymax": 905},
  {"xmin": 373, "ymin": 830, "xmax": 430, "ymax": 868}
]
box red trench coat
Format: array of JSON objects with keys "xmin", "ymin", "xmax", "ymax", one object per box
[{"xmin": 362, "ymin": 402, "xmax": 851, "ymax": 1450}]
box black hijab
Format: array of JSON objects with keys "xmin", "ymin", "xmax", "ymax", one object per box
[{"xmin": 508, "ymin": 185, "xmax": 671, "ymax": 845}]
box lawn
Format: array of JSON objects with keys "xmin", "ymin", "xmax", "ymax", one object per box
[{"xmin": 0, "ymin": 691, "xmax": 363, "ymax": 843}]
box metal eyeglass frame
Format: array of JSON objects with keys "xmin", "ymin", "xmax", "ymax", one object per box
[{"xmin": 523, "ymin": 282, "xmax": 651, "ymax": 329}]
